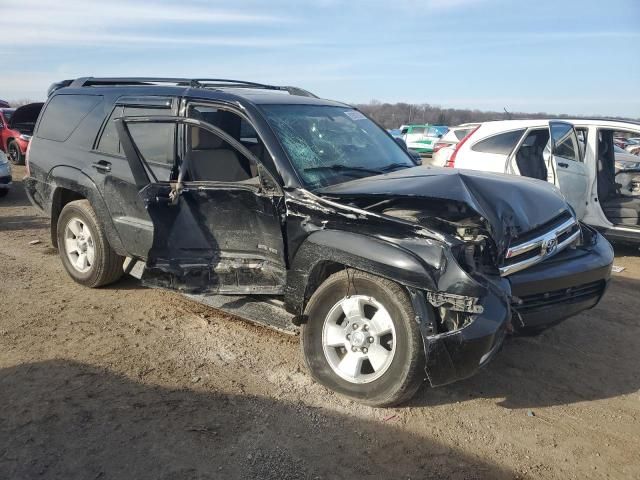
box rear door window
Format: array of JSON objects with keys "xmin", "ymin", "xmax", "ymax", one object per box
[
  {"xmin": 471, "ymin": 129, "xmax": 526, "ymax": 155},
  {"xmin": 97, "ymin": 106, "xmax": 123, "ymax": 156},
  {"xmin": 125, "ymin": 106, "xmax": 176, "ymax": 181},
  {"xmin": 96, "ymin": 101, "xmax": 176, "ymax": 180}
]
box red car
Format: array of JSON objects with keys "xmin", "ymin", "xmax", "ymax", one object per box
[{"xmin": 0, "ymin": 103, "xmax": 44, "ymax": 165}]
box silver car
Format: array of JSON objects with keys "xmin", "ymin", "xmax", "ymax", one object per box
[{"xmin": 0, "ymin": 150, "xmax": 11, "ymax": 197}]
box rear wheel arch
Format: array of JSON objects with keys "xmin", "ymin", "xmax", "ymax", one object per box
[
  {"xmin": 46, "ymin": 167, "xmax": 127, "ymax": 255},
  {"xmin": 51, "ymin": 187, "xmax": 86, "ymax": 248}
]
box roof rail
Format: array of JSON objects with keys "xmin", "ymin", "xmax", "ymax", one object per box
[{"xmin": 67, "ymin": 77, "xmax": 318, "ymax": 98}]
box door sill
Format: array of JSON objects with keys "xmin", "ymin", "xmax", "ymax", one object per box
[{"xmin": 185, "ymin": 293, "xmax": 298, "ymax": 335}]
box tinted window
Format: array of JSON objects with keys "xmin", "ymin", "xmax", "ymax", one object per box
[
  {"xmin": 97, "ymin": 106, "xmax": 123, "ymax": 155},
  {"xmin": 471, "ymin": 129, "xmax": 525, "ymax": 155},
  {"xmin": 454, "ymin": 128, "xmax": 473, "ymax": 141},
  {"xmin": 410, "ymin": 126, "xmax": 425, "ymax": 134},
  {"xmin": 37, "ymin": 94, "xmax": 102, "ymax": 142},
  {"xmin": 126, "ymin": 107, "xmax": 176, "ymax": 181}
]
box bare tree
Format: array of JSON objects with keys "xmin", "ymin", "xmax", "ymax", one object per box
[{"xmin": 354, "ymin": 100, "xmax": 639, "ymax": 129}]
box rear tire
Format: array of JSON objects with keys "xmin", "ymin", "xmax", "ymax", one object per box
[
  {"xmin": 7, "ymin": 140, "xmax": 23, "ymax": 165},
  {"xmin": 0, "ymin": 189, "xmax": 7, "ymax": 198},
  {"xmin": 57, "ymin": 199, "xmax": 124, "ymax": 287},
  {"xmin": 301, "ymin": 270, "xmax": 425, "ymax": 407}
]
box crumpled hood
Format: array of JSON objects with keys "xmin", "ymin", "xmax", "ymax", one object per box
[
  {"xmin": 9, "ymin": 102, "xmax": 44, "ymax": 130},
  {"xmin": 317, "ymin": 167, "xmax": 571, "ymax": 251}
]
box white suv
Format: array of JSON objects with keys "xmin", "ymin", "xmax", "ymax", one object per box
[{"xmin": 446, "ymin": 119, "xmax": 640, "ymax": 244}]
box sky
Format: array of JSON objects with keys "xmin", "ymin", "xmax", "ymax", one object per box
[{"xmin": 1, "ymin": 0, "xmax": 638, "ymax": 118}]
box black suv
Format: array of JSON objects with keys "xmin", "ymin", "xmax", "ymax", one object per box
[{"xmin": 25, "ymin": 77, "xmax": 613, "ymax": 406}]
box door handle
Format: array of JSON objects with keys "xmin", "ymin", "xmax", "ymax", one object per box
[
  {"xmin": 92, "ymin": 161, "xmax": 112, "ymax": 173},
  {"xmin": 557, "ymin": 162, "xmax": 569, "ymax": 168}
]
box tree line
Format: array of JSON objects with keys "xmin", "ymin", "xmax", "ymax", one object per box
[{"xmin": 354, "ymin": 100, "xmax": 637, "ymax": 129}]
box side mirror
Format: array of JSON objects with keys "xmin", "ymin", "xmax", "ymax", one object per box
[{"xmin": 394, "ymin": 137, "xmax": 408, "ymax": 150}]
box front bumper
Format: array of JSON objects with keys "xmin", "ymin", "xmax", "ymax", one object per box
[
  {"xmin": 508, "ymin": 225, "xmax": 613, "ymax": 333},
  {"xmin": 424, "ymin": 284, "xmax": 510, "ymax": 386},
  {"xmin": 422, "ymin": 225, "xmax": 613, "ymax": 387}
]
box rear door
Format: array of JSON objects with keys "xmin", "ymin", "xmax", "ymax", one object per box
[
  {"xmin": 115, "ymin": 115, "xmax": 286, "ymax": 294},
  {"xmin": 90, "ymin": 96, "xmax": 177, "ymax": 258},
  {"xmin": 548, "ymin": 121, "xmax": 589, "ymax": 219}
]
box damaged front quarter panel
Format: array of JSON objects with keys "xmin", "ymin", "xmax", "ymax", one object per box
[{"xmin": 284, "ymin": 186, "xmax": 513, "ymax": 386}]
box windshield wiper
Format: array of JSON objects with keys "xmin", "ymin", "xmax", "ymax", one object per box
[
  {"xmin": 379, "ymin": 163, "xmax": 411, "ymax": 172},
  {"xmin": 303, "ymin": 164, "xmax": 384, "ymax": 175}
]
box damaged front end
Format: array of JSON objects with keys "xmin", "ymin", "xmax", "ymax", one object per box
[{"xmin": 307, "ymin": 168, "xmax": 612, "ymax": 387}]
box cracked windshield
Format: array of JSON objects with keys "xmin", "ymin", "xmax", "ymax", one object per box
[{"xmin": 261, "ymin": 104, "xmax": 414, "ymax": 189}]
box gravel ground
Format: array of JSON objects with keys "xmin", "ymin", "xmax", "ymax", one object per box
[{"xmin": 1, "ymin": 166, "xmax": 639, "ymax": 479}]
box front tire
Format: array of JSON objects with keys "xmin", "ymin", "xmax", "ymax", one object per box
[
  {"xmin": 301, "ymin": 270, "xmax": 425, "ymax": 407},
  {"xmin": 57, "ymin": 199, "xmax": 124, "ymax": 287},
  {"xmin": 7, "ymin": 140, "xmax": 23, "ymax": 165}
]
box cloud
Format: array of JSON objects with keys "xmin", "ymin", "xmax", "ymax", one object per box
[
  {"xmin": 10, "ymin": 0, "xmax": 289, "ymax": 25},
  {"xmin": 2, "ymin": 0, "xmax": 298, "ymax": 48},
  {"xmin": 5, "ymin": 29, "xmax": 313, "ymax": 48}
]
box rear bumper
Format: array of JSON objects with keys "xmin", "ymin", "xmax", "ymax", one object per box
[{"xmin": 508, "ymin": 225, "xmax": 613, "ymax": 333}]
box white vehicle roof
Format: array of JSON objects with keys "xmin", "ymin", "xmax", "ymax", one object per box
[{"xmin": 475, "ymin": 118, "xmax": 640, "ymax": 134}]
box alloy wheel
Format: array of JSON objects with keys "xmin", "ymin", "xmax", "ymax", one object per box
[
  {"xmin": 322, "ymin": 295, "xmax": 396, "ymax": 384},
  {"xmin": 63, "ymin": 217, "xmax": 96, "ymax": 273}
]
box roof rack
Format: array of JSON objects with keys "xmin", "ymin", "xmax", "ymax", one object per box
[{"xmin": 66, "ymin": 77, "xmax": 318, "ymax": 98}]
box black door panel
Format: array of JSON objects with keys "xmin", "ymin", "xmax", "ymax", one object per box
[{"xmin": 115, "ymin": 114, "xmax": 287, "ymax": 295}]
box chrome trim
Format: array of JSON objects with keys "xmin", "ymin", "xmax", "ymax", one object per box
[{"xmin": 500, "ymin": 218, "xmax": 580, "ymax": 276}]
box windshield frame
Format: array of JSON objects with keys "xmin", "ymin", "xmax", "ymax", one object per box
[{"xmin": 258, "ymin": 103, "xmax": 416, "ymax": 191}]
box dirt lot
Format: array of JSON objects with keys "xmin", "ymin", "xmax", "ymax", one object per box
[{"xmin": 1, "ymin": 166, "xmax": 639, "ymax": 479}]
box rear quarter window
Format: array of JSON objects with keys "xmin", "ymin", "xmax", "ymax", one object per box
[
  {"xmin": 471, "ymin": 129, "xmax": 525, "ymax": 155},
  {"xmin": 37, "ymin": 94, "xmax": 103, "ymax": 142},
  {"xmin": 454, "ymin": 128, "xmax": 473, "ymax": 141}
]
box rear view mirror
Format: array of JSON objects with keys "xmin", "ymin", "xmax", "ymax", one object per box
[{"xmin": 394, "ymin": 137, "xmax": 408, "ymax": 150}]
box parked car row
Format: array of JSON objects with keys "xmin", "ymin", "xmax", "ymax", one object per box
[
  {"xmin": 21, "ymin": 77, "xmax": 614, "ymax": 407},
  {"xmin": 400, "ymin": 123, "xmax": 449, "ymax": 154},
  {"xmin": 0, "ymin": 102, "xmax": 44, "ymax": 197}
]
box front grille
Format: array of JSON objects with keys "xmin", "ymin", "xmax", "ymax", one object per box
[
  {"xmin": 500, "ymin": 213, "xmax": 581, "ymax": 276},
  {"xmin": 512, "ymin": 280, "xmax": 605, "ymax": 313}
]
